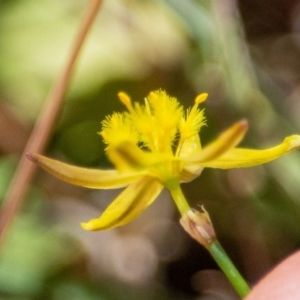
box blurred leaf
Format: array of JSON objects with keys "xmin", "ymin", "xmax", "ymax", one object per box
[
  {"xmin": 0, "ymin": 0, "xmax": 187, "ymax": 121},
  {"xmin": 0, "ymin": 215, "xmax": 82, "ymax": 296},
  {"xmin": 55, "ymin": 120, "xmax": 104, "ymax": 166}
]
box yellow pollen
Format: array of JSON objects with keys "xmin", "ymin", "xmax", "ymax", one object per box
[
  {"xmin": 118, "ymin": 92, "xmax": 133, "ymax": 111},
  {"xmin": 195, "ymin": 93, "xmax": 208, "ymax": 104}
]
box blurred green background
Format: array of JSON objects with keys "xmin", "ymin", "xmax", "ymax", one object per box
[{"xmin": 1, "ymin": 0, "xmax": 300, "ymax": 299}]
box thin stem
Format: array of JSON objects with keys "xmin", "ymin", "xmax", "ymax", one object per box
[
  {"xmin": 180, "ymin": 206, "xmax": 250, "ymax": 297},
  {"xmin": 207, "ymin": 240, "xmax": 251, "ymax": 298},
  {"xmin": 169, "ymin": 186, "xmax": 190, "ymax": 215},
  {"xmin": 0, "ymin": 0, "xmax": 103, "ymax": 248}
]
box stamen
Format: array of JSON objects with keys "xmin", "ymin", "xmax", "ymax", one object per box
[
  {"xmin": 144, "ymin": 98, "xmax": 151, "ymax": 115},
  {"xmin": 195, "ymin": 93, "xmax": 208, "ymax": 104},
  {"xmin": 149, "ymin": 91, "xmax": 159, "ymax": 101},
  {"xmin": 118, "ymin": 92, "xmax": 133, "ymax": 111}
]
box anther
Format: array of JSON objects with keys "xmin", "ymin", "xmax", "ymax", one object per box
[
  {"xmin": 195, "ymin": 93, "xmax": 208, "ymax": 104},
  {"xmin": 149, "ymin": 91, "xmax": 159, "ymax": 102},
  {"xmin": 118, "ymin": 92, "xmax": 132, "ymax": 111}
]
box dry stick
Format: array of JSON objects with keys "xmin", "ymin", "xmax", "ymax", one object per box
[{"xmin": 0, "ymin": 0, "xmax": 103, "ymax": 247}]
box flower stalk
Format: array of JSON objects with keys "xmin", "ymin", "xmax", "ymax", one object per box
[
  {"xmin": 173, "ymin": 186, "xmax": 250, "ymax": 297},
  {"xmin": 180, "ymin": 203, "xmax": 250, "ymax": 298},
  {"xmin": 169, "ymin": 186, "xmax": 190, "ymax": 215},
  {"xmin": 207, "ymin": 241, "xmax": 251, "ymax": 298}
]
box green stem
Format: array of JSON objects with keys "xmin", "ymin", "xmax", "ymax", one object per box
[
  {"xmin": 169, "ymin": 186, "xmax": 190, "ymax": 215},
  {"xmin": 170, "ymin": 185, "xmax": 250, "ymax": 297},
  {"xmin": 207, "ymin": 240, "xmax": 251, "ymax": 298}
]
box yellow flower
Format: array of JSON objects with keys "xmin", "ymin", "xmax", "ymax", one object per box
[{"xmin": 27, "ymin": 90, "xmax": 300, "ymax": 231}]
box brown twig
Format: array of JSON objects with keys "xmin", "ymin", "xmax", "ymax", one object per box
[
  {"xmin": 0, "ymin": 0, "xmax": 103, "ymax": 247},
  {"xmin": 0, "ymin": 100, "xmax": 30, "ymax": 154}
]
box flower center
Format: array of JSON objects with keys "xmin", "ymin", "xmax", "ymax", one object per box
[{"xmin": 100, "ymin": 89, "xmax": 207, "ymax": 158}]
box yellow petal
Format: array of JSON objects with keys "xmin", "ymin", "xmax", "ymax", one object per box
[
  {"xmin": 179, "ymin": 134, "xmax": 202, "ymax": 157},
  {"xmin": 199, "ymin": 135, "xmax": 300, "ymax": 169},
  {"xmin": 177, "ymin": 134, "xmax": 203, "ymax": 182},
  {"xmin": 179, "ymin": 165, "xmax": 204, "ymax": 183},
  {"xmin": 185, "ymin": 120, "xmax": 249, "ymax": 163},
  {"xmin": 107, "ymin": 141, "xmax": 168, "ymax": 171},
  {"xmin": 26, "ymin": 153, "xmax": 145, "ymax": 189},
  {"xmin": 81, "ymin": 177, "xmax": 163, "ymax": 230}
]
